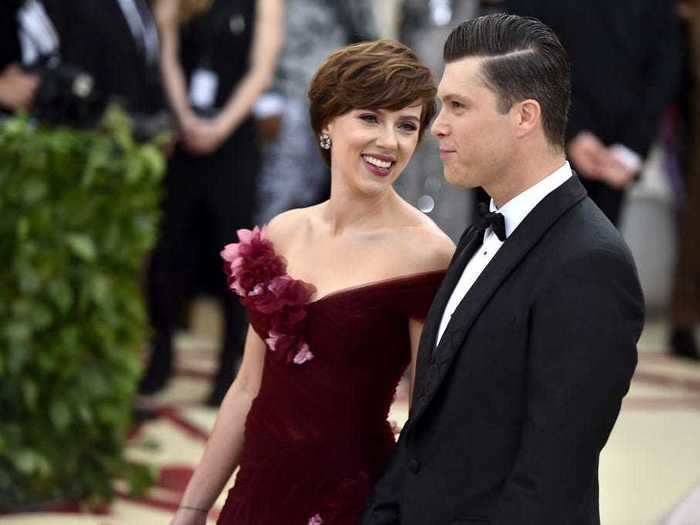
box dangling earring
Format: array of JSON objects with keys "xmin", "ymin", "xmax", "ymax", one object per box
[{"xmin": 319, "ymin": 132, "xmax": 332, "ymax": 150}]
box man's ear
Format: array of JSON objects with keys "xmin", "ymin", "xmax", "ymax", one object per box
[{"xmin": 512, "ymin": 99, "xmax": 541, "ymax": 138}]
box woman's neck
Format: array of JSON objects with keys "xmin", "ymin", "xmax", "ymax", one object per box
[{"xmin": 322, "ymin": 182, "xmax": 400, "ymax": 236}]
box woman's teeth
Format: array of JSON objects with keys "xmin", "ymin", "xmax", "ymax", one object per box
[{"xmin": 363, "ymin": 155, "xmax": 393, "ymax": 169}]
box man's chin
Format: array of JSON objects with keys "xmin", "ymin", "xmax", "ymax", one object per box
[{"xmin": 442, "ymin": 166, "xmax": 474, "ymax": 189}]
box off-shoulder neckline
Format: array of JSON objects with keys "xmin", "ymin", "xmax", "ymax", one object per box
[
  {"xmin": 307, "ymin": 268, "xmax": 447, "ymax": 306},
  {"xmin": 265, "ymin": 236, "xmax": 446, "ymax": 306}
]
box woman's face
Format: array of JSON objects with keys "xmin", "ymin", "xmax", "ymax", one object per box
[{"xmin": 324, "ymin": 104, "xmax": 423, "ymax": 195}]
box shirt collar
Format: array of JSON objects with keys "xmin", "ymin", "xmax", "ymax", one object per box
[{"xmin": 489, "ymin": 162, "xmax": 572, "ymax": 239}]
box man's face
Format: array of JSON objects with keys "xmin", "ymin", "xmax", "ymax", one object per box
[{"xmin": 431, "ymin": 56, "xmax": 516, "ymax": 190}]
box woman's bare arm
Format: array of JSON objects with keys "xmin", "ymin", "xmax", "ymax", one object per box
[
  {"xmin": 171, "ymin": 326, "xmax": 266, "ymax": 524},
  {"xmin": 154, "ymin": 0, "xmax": 195, "ymax": 127},
  {"xmin": 210, "ymin": 0, "xmax": 284, "ymax": 137}
]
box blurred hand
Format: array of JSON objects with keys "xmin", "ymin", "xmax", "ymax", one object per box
[
  {"xmin": 598, "ymin": 152, "xmax": 637, "ymax": 189},
  {"xmin": 567, "ymin": 131, "xmax": 609, "ymax": 181},
  {"xmin": 0, "ymin": 64, "xmax": 40, "ymax": 112},
  {"xmin": 169, "ymin": 507, "xmax": 208, "ymax": 525},
  {"xmin": 182, "ymin": 115, "xmax": 230, "ymax": 155},
  {"xmin": 677, "ymin": 0, "xmax": 696, "ymax": 20}
]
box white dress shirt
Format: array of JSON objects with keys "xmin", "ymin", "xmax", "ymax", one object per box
[{"xmin": 435, "ymin": 162, "xmax": 573, "ymax": 346}]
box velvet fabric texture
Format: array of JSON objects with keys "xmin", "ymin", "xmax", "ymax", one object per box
[{"xmin": 218, "ymin": 227, "xmax": 445, "ymax": 524}]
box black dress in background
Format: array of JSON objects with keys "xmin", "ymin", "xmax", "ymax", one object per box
[{"xmin": 142, "ymin": 0, "xmax": 259, "ymax": 404}]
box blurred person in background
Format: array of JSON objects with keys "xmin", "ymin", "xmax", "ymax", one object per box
[
  {"xmin": 0, "ymin": 1, "xmax": 40, "ymax": 114},
  {"xmin": 255, "ymin": 0, "xmax": 376, "ymax": 223},
  {"xmin": 500, "ymin": 0, "xmax": 682, "ymax": 226},
  {"xmin": 40, "ymin": 0, "xmax": 165, "ymax": 120},
  {"xmin": 396, "ymin": 0, "xmax": 481, "ymax": 241},
  {"xmin": 669, "ymin": 0, "xmax": 700, "ymax": 361},
  {"xmin": 138, "ymin": 0, "xmax": 283, "ymax": 406}
]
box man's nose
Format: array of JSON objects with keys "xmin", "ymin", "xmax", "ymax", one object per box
[{"xmin": 431, "ymin": 108, "xmax": 449, "ymax": 138}]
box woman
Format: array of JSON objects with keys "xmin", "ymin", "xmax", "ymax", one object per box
[
  {"xmin": 255, "ymin": 0, "xmax": 377, "ymax": 222},
  {"xmin": 139, "ymin": 0, "xmax": 283, "ymax": 405},
  {"xmin": 172, "ymin": 40, "xmax": 454, "ymax": 525}
]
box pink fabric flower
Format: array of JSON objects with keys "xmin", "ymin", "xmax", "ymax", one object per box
[
  {"xmin": 292, "ymin": 344, "xmax": 314, "ymax": 365},
  {"xmin": 308, "ymin": 514, "xmax": 323, "ymax": 525},
  {"xmin": 222, "ymin": 226, "xmax": 316, "ymax": 365},
  {"xmin": 248, "ymin": 274, "xmax": 312, "ymax": 315},
  {"xmin": 221, "ymin": 227, "xmax": 285, "ymax": 297}
]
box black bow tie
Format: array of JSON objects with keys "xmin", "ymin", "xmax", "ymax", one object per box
[{"xmin": 475, "ymin": 202, "xmax": 506, "ymax": 242}]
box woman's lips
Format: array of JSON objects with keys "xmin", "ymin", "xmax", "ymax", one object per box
[{"xmin": 362, "ymin": 154, "xmax": 395, "ymax": 178}]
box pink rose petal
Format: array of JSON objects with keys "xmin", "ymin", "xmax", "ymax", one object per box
[{"xmin": 293, "ymin": 344, "xmax": 313, "ymax": 365}]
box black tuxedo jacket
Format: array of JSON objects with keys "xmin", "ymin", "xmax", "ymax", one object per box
[
  {"xmin": 506, "ymin": 0, "xmax": 681, "ymax": 159},
  {"xmin": 0, "ymin": 1, "xmax": 22, "ymax": 71},
  {"xmin": 43, "ymin": 0, "xmax": 164, "ymax": 115},
  {"xmin": 362, "ymin": 176, "xmax": 645, "ymax": 525}
]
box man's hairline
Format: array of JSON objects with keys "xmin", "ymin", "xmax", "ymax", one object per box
[{"xmin": 442, "ymin": 48, "xmax": 540, "ymax": 112}]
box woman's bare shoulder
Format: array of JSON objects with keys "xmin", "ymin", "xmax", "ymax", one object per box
[
  {"xmin": 265, "ymin": 205, "xmax": 321, "ymax": 250},
  {"xmin": 391, "ymin": 211, "xmax": 456, "ymax": 274}
]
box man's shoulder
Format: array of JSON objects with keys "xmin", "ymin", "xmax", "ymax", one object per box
[{"xmin": 535, "ymin": 196, "xmax": 638, "ymax": 279}]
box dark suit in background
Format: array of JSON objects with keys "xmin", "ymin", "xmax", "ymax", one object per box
[
  {"xmin": 505, "ymin": 0, "xmax": 681, "ymax": 224},
  {"xmin": 362, "ymin": 176, "xmax": 645, "ymax": 525},
  {"xmin": 42, "ymin": 0, "xmax": 163, "ymax": 115},
  {"xmin": 0, "ymin": 1, "xmax": 22, "ymax": 70}
]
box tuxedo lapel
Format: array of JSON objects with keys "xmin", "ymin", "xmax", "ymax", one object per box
[
  {"xmin": 422, "ymin": 227, "xmax": 481, "ymax": 349},
  {"xmin": 410, "ymin": 176, "xmax": 588, "ymax": 424},
  {"xmin": 111, "ymin": 0, "xmax": 150, "ymax": 65},
  {"xmin": 412, "ymin": 226, "xmax": 482, "ymax": 395}
]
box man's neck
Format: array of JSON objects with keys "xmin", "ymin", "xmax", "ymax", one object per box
[{"xmin": 488, "ymin": 152, "xmax": 567, "ymax": 209}]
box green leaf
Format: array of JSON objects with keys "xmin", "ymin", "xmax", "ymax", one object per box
[
  {"xmin": 138, "ymin": 146, "xmax": 165, "ymax": 178},
  {"xmin": 6, "ymin": 342, "xmax": 31, "ymax": 373},
  {"xmin": 22, "ymin": 380, "xmax": 39, "ymax": 410},
  {"xmin": 17, "ymin": 266, "xmax": 41, "ymax": 295},
  {"xmin": 50, "ymin": 401, "xmax": 71, "ymax": 432},
  {"xmin": 22, "ymin": 179, "xmax": 47, "ymax": 204},
  {"xmin": 47, "ymin": 281, "xmax": 73, "ymax": 313},
  {"xmin": 5, "ymin": 322, "xmax": 31, "ymax": 344},
  {"xmin": 90, "ymin": 275, "xmax": 110, "ymax": 304},
  {"xmin": 16, "ymin": 217, "xmax": 29, "ymax": 240},
  {"xmin": 65, "ymin": 234, "xmax": 97, "ymax": 261},
  {"xmin": 14, "ymin": 450, "xmax": 42, "ymax": 475}
]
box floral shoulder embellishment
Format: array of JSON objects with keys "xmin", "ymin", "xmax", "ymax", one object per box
[{"xmin": 221, "ymin": 226, "xmax": 316, "ymax": 365}]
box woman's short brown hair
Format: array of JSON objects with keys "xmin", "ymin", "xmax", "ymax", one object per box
[{"xmin": 308, "ymin": 39, "xmax": 437, "ymax": 164}]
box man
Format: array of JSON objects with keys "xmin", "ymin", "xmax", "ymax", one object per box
[
  {"xmin": 362, "ymin": 14, "xmax": 645, "ymax": 525},
  {"xmin": 41, "ymin": 0, "xmax": 163, "ymax": 117},
  {"xmin": 505, "ymin": 0, "xmax": 681, "ymax": 226}
]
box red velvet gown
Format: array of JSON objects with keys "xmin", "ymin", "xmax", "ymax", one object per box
[{"xmin": 217, "ymin": 227, "xmax": 445, "ymax": 525}]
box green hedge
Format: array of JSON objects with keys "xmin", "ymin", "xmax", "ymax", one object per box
[{"xmin": 0, "ymin": 108, "xmax": 166, "ymax": 510}]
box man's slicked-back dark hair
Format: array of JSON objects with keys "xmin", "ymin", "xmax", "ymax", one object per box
[{"xmin": 444, "ymin": 13, "xmax": 570, "ymax": 148}]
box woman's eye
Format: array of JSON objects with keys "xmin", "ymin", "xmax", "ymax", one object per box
[
  {"xmin": 360, "ymin": 114, "xmax": 378, "ymax": 123},
  {"xmin": 451, "ymin": 101, "xmax": 463, "ymax": 109},
  {"xmin": 399, "ymin": 123, "xmax": 418, "ymax": 132}
]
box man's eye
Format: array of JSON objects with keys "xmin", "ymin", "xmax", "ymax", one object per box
[{"xmin": 451, "ymin": 101, "xmax": 464, "ymax": 109}]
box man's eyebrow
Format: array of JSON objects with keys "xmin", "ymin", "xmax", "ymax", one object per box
[{"xmin": 437, "ymin": 92, "xmax": 467, "ymax": 102}]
